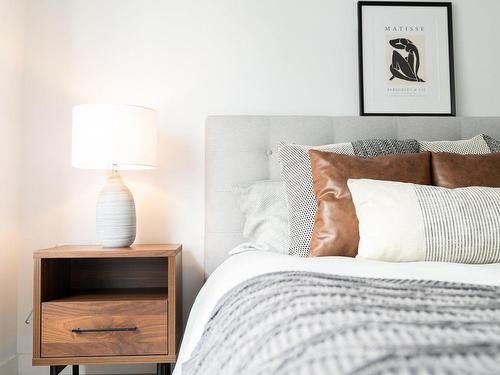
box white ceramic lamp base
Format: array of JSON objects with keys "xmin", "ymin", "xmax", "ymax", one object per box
[{"xmin": 96, "ymin": 172, "xmax": 136, "ymax": 248}]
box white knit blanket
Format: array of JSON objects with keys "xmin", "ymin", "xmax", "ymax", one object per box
[{"xmin": 183, "ymin": 271, "xmax": 500, "ymax": 375}]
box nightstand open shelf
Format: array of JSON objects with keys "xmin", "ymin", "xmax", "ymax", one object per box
[
  {"xmin": 39, "ymin": 256, "xmax": 169, "ymax": 302},
  {"xmin": 33, "ymin": 245, "xmax": 182, "ymax": 375}
]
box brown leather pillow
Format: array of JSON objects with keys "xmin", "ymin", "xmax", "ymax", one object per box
[
  {"xmin": 431, "ymin": 152, "xmax": 500, "ymax": 188},
  {"xmin": 308, "ymin": 151, "xmax": 431, "ymax": 257}
]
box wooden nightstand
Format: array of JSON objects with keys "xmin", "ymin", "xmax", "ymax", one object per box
[{"xmin": 32, "ymin": 244, "xmax": 182, "ymax": 375}]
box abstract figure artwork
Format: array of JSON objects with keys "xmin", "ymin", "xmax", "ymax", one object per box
[
  {"xmin": 358, "ymin": 2, "xmax": 455, "ymax": 116},
  {"xmin": 389, "ymin": 38, "xmax": 425, "ymax": 83}
]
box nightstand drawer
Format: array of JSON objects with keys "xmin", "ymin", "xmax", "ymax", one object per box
[{"xmin": 41, "ymin": 299, "xmax": 167, "ymax": 357}]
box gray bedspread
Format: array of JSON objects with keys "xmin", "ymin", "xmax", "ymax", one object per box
[{"xmin": 183, "ymin": 271, "xmax": 500, "ymax": 375}]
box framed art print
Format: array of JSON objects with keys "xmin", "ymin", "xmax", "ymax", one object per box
[{"xmin": 358, "ymin": 1, "xmax": 456, "ymax": 116}]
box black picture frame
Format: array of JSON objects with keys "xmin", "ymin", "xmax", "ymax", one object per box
[{"xmin": 358, "ymin": 1, "xmax": 456, "ymax": 116}]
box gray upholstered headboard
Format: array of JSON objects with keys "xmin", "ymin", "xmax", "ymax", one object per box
[{"xmin": 205, "ymin": 116, "xmax": 500, "ymax": 276}]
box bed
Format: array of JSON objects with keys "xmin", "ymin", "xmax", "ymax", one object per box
[{"xmin": 175, "ymin": 116, "xmax": 500, "ymax": 375}]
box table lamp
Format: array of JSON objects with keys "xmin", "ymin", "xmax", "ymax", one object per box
[{"xmin": 72, "ymin": 104, "xmax": 157, "ymax": 248}]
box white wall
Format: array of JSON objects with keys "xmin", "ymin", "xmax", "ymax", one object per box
[
  {"xmin": 17, "ymin": 0, "xmax": 500, "ymax": 374},
  {"xmin": 0, "ymin": 0, "xmax": 24, "ymax": 374}
]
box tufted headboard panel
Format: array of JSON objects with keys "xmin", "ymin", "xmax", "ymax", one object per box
[{"xmin": 205, "ymin": 116, "xmax": 500, "ymax": 276}]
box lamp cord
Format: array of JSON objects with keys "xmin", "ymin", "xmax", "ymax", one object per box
[{"xmin": 25, "ymin": 310, "xmax": 32, "ymax": 325}]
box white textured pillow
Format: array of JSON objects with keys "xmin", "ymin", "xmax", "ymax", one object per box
[
  {"xmin": 419, "ymin": 134, "xmax": 491, "ymax": 154},
  {"xmin": 349, "ymin": 178, "xmax": 500, "ymax": 264},
  {"xmin": 278, "ymin": 142, "xmax": 356, "ymax": 257},
  {"xmin": 232, "ymin": 180, "xmax": 289, "ymax": 254}
]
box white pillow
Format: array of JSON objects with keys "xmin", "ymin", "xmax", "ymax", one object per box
[
  {"xmin": 348, "ymin": 178, "xmax": 500, "ymax": 264},
  {"xmin": 232, "ymin": 180, "xmax": 289, "ymax": 254}
]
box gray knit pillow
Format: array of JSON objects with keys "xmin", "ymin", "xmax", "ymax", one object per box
[{"xmin": 483, "ymin": 134, "xmax": 500, "ymax": 152}]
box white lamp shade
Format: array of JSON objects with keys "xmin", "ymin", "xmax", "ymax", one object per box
[{"xmin": 72, "ymin": 104, "xmax": 157, "ymax": 170}]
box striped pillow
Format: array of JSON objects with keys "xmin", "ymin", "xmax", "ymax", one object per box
[{"xmin": 349, "ymin": 178, "xmax": 500, "ymax": 264}]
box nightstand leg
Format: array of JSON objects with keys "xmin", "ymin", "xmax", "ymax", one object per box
[
  {"xmin": 156, "ymin": 363, "xmax": 171, "ymax": 375},
  {"xmin": 49, "ymin": 366, "xmax": 66, "ymax": 375},
  {"xmin": 72, "ymin": 365, "xmax": 79, "ymax": 375}
]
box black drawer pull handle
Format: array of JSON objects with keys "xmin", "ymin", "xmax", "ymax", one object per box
[{"xmin": 72, "ymin": 327, "xmax": 137, "ymax": 333}]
